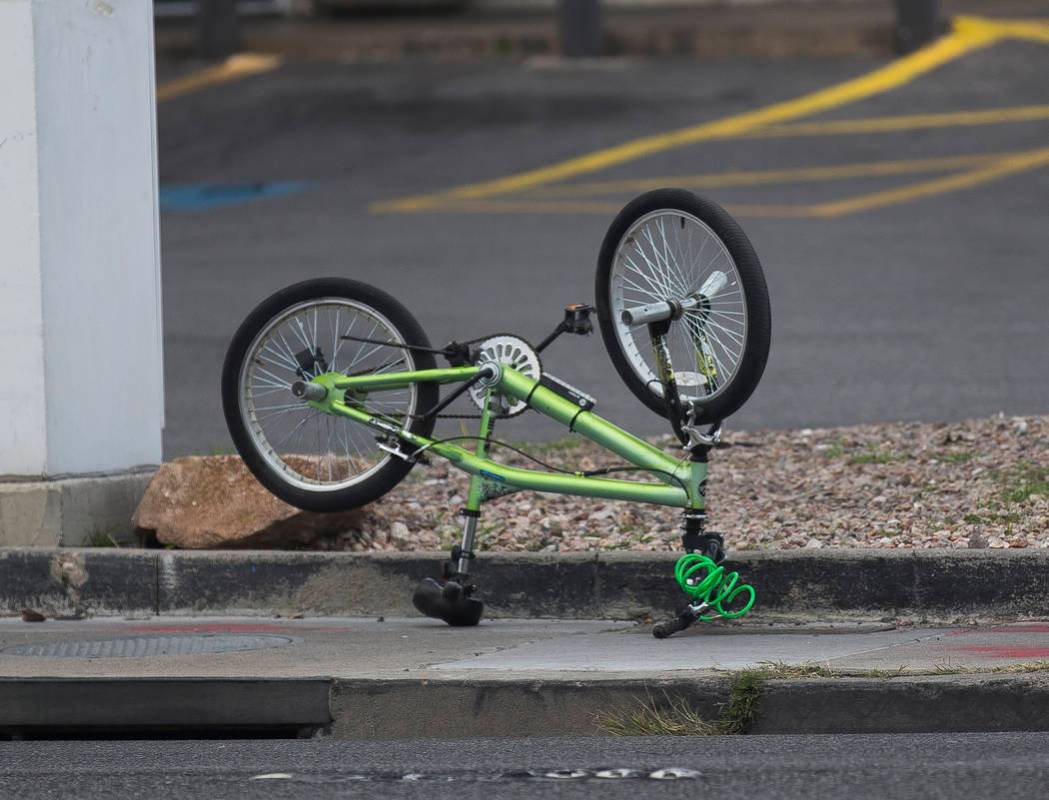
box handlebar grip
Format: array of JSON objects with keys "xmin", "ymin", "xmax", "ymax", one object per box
[{"xmin": 621, "ymin": 301, "xmax": 675, "ymax": 326}]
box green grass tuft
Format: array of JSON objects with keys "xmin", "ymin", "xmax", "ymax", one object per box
[
  {"xmin": 750, "ymin": 661, "xmax": 834, "ymax": 679},
  {"xmin": 598, "ymin": 659, "xmax": 1049, "ymax": 736},
  {"xmin": 82, "ymin": 531, "xmax": 123, "ymax": 548},
  {"xmin": 849, "ymin": 444, "xmax": 906, "ymax": 465},
  {"xmin": 999, "ymin": 464, "xmax": 1049, "ymax": 504},
  {"xmin": 823, "ymin": 441, "xmax": 846, "ymax": 459},
  {"xmin": 598, "ymin": 694, "xmax": 721, "ymax": 736},
  {"xmin": 936, "ymin": 450, "xmax": 974, "ymax": 463},
  {"xmin": 720, "ymin": 670, "xmax": 765, "ymax": 734}
]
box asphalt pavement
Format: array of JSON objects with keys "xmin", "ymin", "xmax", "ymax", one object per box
[
  {"xmin": 157, "ymin": 26, "xmax": 1049, "ymax": 458},
  {"xmin": 3, "ymin": 734, "xmax": 1049, "ymax": 799}
]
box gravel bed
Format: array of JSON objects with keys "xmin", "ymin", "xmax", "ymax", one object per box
[{"xmin": 333, "ymin": 414, "xmax": 1048, "ymax": 553}]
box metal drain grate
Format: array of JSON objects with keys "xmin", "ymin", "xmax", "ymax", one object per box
[{"xmin": 0, "ymin": 634, "xmax": 296, "ymax": 659}]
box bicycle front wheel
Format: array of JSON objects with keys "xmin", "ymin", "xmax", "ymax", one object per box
[
  {"xmin": 595, "ymin": 189, "xmax": 771, "ymax": 424},
  {"xmin": 221, "ymin": 278, "xmax": 438, "ymax": 512}
]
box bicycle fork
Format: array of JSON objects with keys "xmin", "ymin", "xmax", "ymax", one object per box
[{"xmin": 645, "ymin": 321, "xmax": 757, "ymax": 638}]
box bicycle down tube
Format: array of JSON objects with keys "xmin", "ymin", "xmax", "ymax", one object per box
[{"xmin": 301, "ymin": 365, "xmax": 704, "ymax": 510}]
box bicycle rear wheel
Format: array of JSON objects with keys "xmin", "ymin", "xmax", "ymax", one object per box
[
  {"xmin": 595, "ymin": 189, "xmax": 771, "ymax": 424},
  {"xmin": 221, "ymin": 278, "xmax": 438, "ymax": 512}
]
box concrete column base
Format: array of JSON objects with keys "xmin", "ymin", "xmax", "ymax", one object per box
[{"xmin": 0, "ymin": 471, "xmax": 155, "ymax": 547}]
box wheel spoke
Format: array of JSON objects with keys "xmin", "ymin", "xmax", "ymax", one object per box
[
  {"xmin": 656, "ymin": 217, "xmax": 695, "ymax": 298},
  {"xmin": 610, "ymin": 208, "xmax": 748, "ymax": 408},
  {"xmin": 240, "ymin": 298, "xmax": 419, "ymax": 493}
]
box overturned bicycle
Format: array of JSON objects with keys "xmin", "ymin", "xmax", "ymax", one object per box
[{"xmin": 222, "ymin": 189, "xmax": 771, "ymax": 638}]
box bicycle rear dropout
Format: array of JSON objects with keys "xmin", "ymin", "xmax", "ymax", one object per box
[{"xmin": 221, "ymin": 189, "xmax": 770, "ymax": 637}]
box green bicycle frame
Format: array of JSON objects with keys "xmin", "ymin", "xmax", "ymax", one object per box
[{"xmin": 303, "ymin": 364, "xmax": 706, "ymax": 514}]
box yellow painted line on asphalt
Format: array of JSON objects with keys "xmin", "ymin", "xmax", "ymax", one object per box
[
  {"xmin": 423, "ymin": 144, "xmax": 1049, "ymax": 219},
  {"xmin": 156, "ymin": 53, "xmax": 282, "ymax": 102},
  {"xmin": 421, "ymin": 199, "xmax": 637, "ymax": 214},
  {"xmin": 520, "ymin": 153, "xmax": 1003, "ymax": 199},
  {"xmin": 746, "ymin": 104, "xmax": 1049, "ymax": 139},
  {"xmin": 808, "ymin": 144, "xmax": 1049, "ymax": 217},
  {"xmin": 373, "ymin": 17, "xmax": 1005, "ymax": 212},
  {"xmin": 954, "ymin": 15, "xmax": 1049, "ymax": 45}
]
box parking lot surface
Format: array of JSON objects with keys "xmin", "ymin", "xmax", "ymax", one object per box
[{"xmin": 158, "ymin": 17, "xmax": 1049, "ymax": 456}]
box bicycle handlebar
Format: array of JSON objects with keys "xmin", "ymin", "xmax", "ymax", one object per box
[
  {"xmin": 620, "ymin": 271, "xmax": 729, "ymax": 326},
  {"xmin": 620, "ymin": 295, "xmax": 700, "ymax": 326}
]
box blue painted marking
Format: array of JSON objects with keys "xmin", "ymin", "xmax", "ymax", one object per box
[{"xmin": 159, "ymin": 181, "xmax": 315, "ymax": 212}]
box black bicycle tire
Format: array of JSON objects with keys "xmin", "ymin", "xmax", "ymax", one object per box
[
  {"xmin": 221, "ymin": 277, "xmax": 439, "ymax": 512},
  {"xmin": 595, "ymin": 189, "xmax": 772, "ymax": 424}
]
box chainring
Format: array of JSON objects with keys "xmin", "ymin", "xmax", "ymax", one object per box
[{"xmin": 468, "ymin": 334, "xmax": 542, "ymax": 418}]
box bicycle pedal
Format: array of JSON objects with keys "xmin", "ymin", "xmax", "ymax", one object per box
[
  {"xmin": 376, "ymin": 438, "xmax": 424, "ymax": 464},
  {"xmin": 563, "ymin": 303, "xmax": 593, "ymax": 335},
  {"xmin": 412, "ymin": 577, "xmax": 484, "ymax": 627}
]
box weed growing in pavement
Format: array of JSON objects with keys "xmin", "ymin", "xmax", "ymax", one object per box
[
  {"xmin": 600, "ymin": 663, "xmax": 830, "ymax": 737},
  {"xmin": 82, "ymin": 530, "xmax": 123, "ymax": 548},
  {"xmin": 603, "ymin": 663, "xmax": 830, "ymax": 737},
  {"xmin": 845, "ymin": 665, "xmax": 908, "ymax": 678},
  {"xmin": 990, "ymin": 661, "xmax": 1049, "ymax": 674},
  {"xmin": 720, "ymin": 670, "xmax": 765, "ymax": 734},
  {"xmin": 749, "ymin": 661, "xmax": 834, "ymax": 679},
  {"xmin": 598, "ymin": 693, "xmax": 721, "ymax": 736},
  {"xmin": 598, "ymin": 658, "xmax": 1049, "ymax": 736}
]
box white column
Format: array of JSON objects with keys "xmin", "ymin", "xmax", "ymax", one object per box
[{"xmin": 0, "ymin": 0, "xmax": 163, "ymax": 478}]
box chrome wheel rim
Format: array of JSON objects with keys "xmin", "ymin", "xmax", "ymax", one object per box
[
  {"xmin": 610, "ymin": 209, "xmax": 748, "ymax": 407},
  {"xmin": 238, "ymin": 298, "xmax": 417, "ymax": 493}
]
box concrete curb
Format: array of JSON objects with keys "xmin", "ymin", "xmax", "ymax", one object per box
[
  {"xmin": 0, "ymin": 677, "xmax": 331, "ymax": 736},
  {"xmin": 330, "ymin": 676, "xmax": 728, "ymax": 738},
  {"xmin": 331, "ymin": 673, "xmax": 1049, "ymax": 738},
  {"xmin": 3, "ymin": 548, "xmax": 1049, "ymax": 620},
  {"xmin": 6, "ymin": 672, "xmax": 1049, "ymax": 738},
  {"xmin": 751, "ymin": 673, "xmax": 1049, "ymax": 735}
]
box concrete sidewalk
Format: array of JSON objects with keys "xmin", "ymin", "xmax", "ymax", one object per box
[{"xmin": 3, "ymin": 615, "xmax": 1049, "ymax": 738}]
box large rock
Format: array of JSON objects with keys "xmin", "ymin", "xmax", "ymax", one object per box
[{"xmin": 132, "ymin": 456, "xmax": 367, "ymax": 549}]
